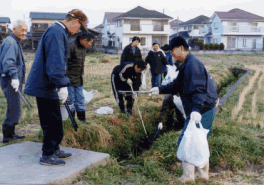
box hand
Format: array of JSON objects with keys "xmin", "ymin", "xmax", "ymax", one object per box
[
  {"xmin": 127, "ymin": 79, "xmax": 132, "ymax": 86},
  {"xmin": 132, "ymin": 93, "xmax": 137, "ymax": 100},
  {"xmin": 58, "ymin": 87, "xmax": 68, "ymax": 103},
  {"xmin": 149, "ymin": 87, "xmax": 159, "ymax": 95},
  {"xmin": 158, "ymin": 122, "xmax": 163, "ymax": 130},
  {"xmin": 190, "ymin": 111, "xmax": 202, "ymax": 123},
  {"xmin": 11, "ymin": 79, "xmax": 19, "ymax": 92}
]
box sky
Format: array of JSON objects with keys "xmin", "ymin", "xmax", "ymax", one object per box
[{"xmin": 0, "ymin": 0, "xmax": 264, "ymax": 30}]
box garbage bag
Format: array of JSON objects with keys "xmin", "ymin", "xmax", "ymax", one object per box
[
  {"xmin": 95, "ymin": 106, "xmax": 114, "ymax": 114},
  {"xmin": 176, "ymin": 120, "xmax": 210, "ymax": 168},
  {"xmin": 173, "ymin": 95, "xmax": 186, "ymax": 119},
  {"xmin": 161, "ymin": 65, "xmax": 179, "ymax": 86},
  {"xmin": 83, "ymin": 90, "xmax": 97, "ymax": 105},
  {"xmin": 141, "ymin": 70, "xmax": 147, "ymax": 89}
]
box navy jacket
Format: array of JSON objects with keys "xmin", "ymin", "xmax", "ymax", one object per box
[
  {"xmin": 159, "ymin": 53, "xmax": 217, "ymax": 116},
  {"xmin": 0, "ymin": 33, "xmax": 25, "ymax": 83},
  {"xmin": 162, "ymin": 51, "xmax": 173, "ymax": 73},
  {"xmin": 145, "ymin": 49, "xmax": 168, "ymax": 75},
  {"xmin": 120, "ymin": 44, "xmax": 143, "ymax": 64},
  {"xmin": 24, "ymin": 21, "xmax": 70, "ymax": 99}
]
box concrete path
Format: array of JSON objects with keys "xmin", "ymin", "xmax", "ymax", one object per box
[{"xmin": 0, "ymin": 141, "xmax": 110, "ymax": 184}]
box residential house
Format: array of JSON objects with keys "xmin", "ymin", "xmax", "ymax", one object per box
[
  {"xmin": 0, "ymin": 17, "xmax": 11, "ymax": 42},
  {"xmin": 100, "ymin": 12, "xmax": 124, "ymax": 47},
  {"xmin": 93, "ymin": 23, "xmax": 103, "ymax": 33},
  {"xmin": 169, "ymin": 31, "xmax": 190, "ymax": 43},
  {"xmin": 200, "ymin": 8, "xmax": 264, "ymax": 50},
  {"xmin": 178, "ymin": 15, "xmax": 209, "ymax": 42},
  {"xmin": 169, "ymin": 19, "xmax": 183, "ymax": 36},
  {"xmin": 113, "ymin": 6, "xmax": 173, "ymax": 50}
]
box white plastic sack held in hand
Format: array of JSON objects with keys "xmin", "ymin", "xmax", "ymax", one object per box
[
  {"xmin": 140, "ymin": 70, "xmax": 147, "ymax": 89},
  {"xmin": 83, "ymin": 89, "xmax": 98, "ymax": 105},
  {"xmin": 161, "ymin": 65, "xmax": 178, "ymax": 86},
  {"xmin": 173, "ymin": 96, "xmax": 186, "ymax": 119},
  {"xmin": 95, "ymin": 106, "xmax": 114, "ymax": 114},
  {"xmin": 176, "ymin": 120, "xmax": 210, "ymax": 168}
]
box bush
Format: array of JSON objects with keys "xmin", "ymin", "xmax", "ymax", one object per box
[
  {"xmin": 209, "ymin": 43, "xmax": 214, "ymax": 50},
  {"xmin": 220, "ymin": 43, "xmax": 224, "ymax": 50},
  {"xmin": 214, "ymin": 44, "xmax": 219, "ymax": 50},
  {"xmin": 198, "ymin": 43, "xmax": 204, "ymax": 50},
  {"xmin": 204, "ymin": 44, "xmax": 209, "ymax": 50}
]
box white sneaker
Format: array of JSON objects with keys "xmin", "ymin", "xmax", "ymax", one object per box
[
  {"xmin": 177, "ymin": 162, "xmax": 195, "ymax": 183},
  {"xmin": 195, "ymin": 162, "xmax": 209, "ymax": 181}
]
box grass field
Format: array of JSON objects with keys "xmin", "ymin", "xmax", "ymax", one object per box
[{"xmin": 0, "ymin": 53, "xmax": 263, "ymax": 185}]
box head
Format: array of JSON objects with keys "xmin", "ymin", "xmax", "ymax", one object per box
[
  {"xmin": 161, "ymin": 44, "xmax": 169, "ymax": 53},
  {"xmin": 164, "ymin": 36, "xmax": 189, "ymax": 62},
  {"xmin": 153, "ymin": 43, "xmax": 159, "ymax": 51},
  {"xmin": 12, "ymin": 20, "xmax": 28, "ymax": 40},
  {"xmin": 134, "ymin": 60, "xmax": 146, "ymax": 73},
  {"xmin": 78, "ymin": 32, "xmax": 95, "ymax": 48},
  {"xmin": 131, "ymin": 36, "xmax": 141, "ymax": 48},
  {"xmin": 63, "ymin": 9, "xmax": 88, "ymax": 35}
]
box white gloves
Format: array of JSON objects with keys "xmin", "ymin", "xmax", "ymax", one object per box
[
  {"xmin": 158, "ymin": 122, "xmax": 163, "ymax": 130},
  {"xmin": 58, "ymin": 87, "xmax": 68, "ymax": 103},
  {"xmin": 190, "ymin": 111, "xmax": 202, "ymax": 123},
  {"xmin": 127, "ymin": 79, "xmax": 132, "ymax": 86},
  {"xmin": 11, "ymin": 79, "xmax": 19, "ymax": 92},
  {"xmin": 149, "ymin": 87, "xmax": 159, "ymax": 95}
]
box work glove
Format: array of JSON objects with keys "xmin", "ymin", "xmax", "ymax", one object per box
[
  {"xmin": 149, "ymin": 87, "xmax": 159, "ymax": 95},
  {"xmin": 58, "ymin": 87, "xmax": 68, "ymax": 103},
  {"xmin": 127, "ymin": 78, "xmax": 133, "ymax": 86},
  {"xmin": 11, "ymin": 79, "xmax": 19, "ymax": 92},
  {"xmin": 158, "ymin": 122, "xmax": 163, "ymax": 130},
  {"xmin": 190, "ymin": 111, "xmax": 202, "ymax": 123}
]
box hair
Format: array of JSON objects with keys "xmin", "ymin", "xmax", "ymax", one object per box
[
  {"xmin": 65, "ymin": 14, "xmax": 74, "ymax": 21},
  {"xmin": 13, "ymin": 20, "xmax": 27, "ymax": 29},
  {"xmin": 77, "ymin": 32, "xmax": 95, "ymax": 41},
  {"xmin": 132, "ymin": 36, "xmax": 141, "ymax": 43},
  {"xmin": 135, "ymin": 60, "xmax": 146, "ymax": 70}
]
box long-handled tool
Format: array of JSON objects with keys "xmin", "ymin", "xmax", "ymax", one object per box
[
  {"xmin": 129, "ymin": 84, "xmax": 150, "ymax": 143},
  {"xmin": 118, "ymin": 90, "xmax": 152, "ymax": 96},
  {"xmin": 18, "ymin": 89, "xmax": 32, "ymax": 110},
  {"xmin": 152, "ymin": 128, "xmax": 160, "ymax": 141},
  {"xmin": 64, "ymin": 101, "xmax": 78, "ymax": 131}
]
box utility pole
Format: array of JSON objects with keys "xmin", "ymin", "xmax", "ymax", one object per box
[
  {"xmin": 163, "ymin": 8, "xmax": 164, "ymax": 14},
  {"xmin": 23, "ymin": 14, "xmax": 25, "ymax": 22},
  {"xmin": 177, "ymin": 16, "xmax": 179, "ymax": 35}
]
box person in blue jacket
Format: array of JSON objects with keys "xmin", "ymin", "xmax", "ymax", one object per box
[
  {"xmin": 149, "ymin": 36, "xmax": 218, "ymax": 183},
  {"xmin": 161, "ymin": 44, "xmax": 174, "ymax": 78},
  {"xmin": 0, "ymin": 20, "xmax": 28, "ymax": 143},
  {"xmin": 24, "ymin": 9, "xmax": 88, "ymax": 166}
]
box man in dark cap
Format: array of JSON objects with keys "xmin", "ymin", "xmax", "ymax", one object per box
[
  {"xmin": 67, "ymin": 32, "xmax": 94, "ymax": 124},
  {"xmin": 24, "ymin": 9, "xmax": 88, "ymax": 166},
  {"xmin": 149, "ymin": 36, "xmax": 218, "ymax": 183}
]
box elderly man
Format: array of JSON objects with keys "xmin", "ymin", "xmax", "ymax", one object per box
[
  {"xmin": 149, "ymin": 36, "xmax": 218, "ymax": 183},
  {"xmin": 24, "ymin": 9, "xmax": 88, "ymax": 166},
  {"xmin": 0, "ymin": 20, "xmax": 27, "ymax": 143}
]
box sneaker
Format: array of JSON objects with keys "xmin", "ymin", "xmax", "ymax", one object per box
[
  {"xmin": 54, "ymin": 150, "xmax": 72, "ymax": 159},
  {"xmin": 40, "ymin": 154, "xmax": 65, "ymax": 166}
]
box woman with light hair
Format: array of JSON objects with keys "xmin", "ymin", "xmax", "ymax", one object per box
[{"xmin": 0, "ymin": 20, "xmax": 28, "ymax": 143}]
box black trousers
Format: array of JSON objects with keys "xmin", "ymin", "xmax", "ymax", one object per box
[{"xmin": 36, "ymin": 97, "xmax": 63, "ymax": 156}]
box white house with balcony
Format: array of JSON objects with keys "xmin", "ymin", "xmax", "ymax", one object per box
[
  {"xmin": 112, "ymin": 6, "xmax": 173, "ymax": 50},
  {"xmin": 200, "ymin": 8, "xmax": 264, "ymax": 50},
  {"xmin": 0, "ymin": 17, "xmax": 11, "ymax": 34},
  {"xmin": 178, "ymin": 15, "xmax": 210, "ymax": 42}
]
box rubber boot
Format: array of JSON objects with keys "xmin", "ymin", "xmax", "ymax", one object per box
[
  {"xmin": 77, "ymin": 111, "xmax": 90, "ymax": 125},
  {"xmin": 177, "ymin": 162, "xmax": 195, "ymax": 183},
  {"xmin": 195, "ymin": 162, "xmax": 209, "ymax": 181},
  {"xmin": 12, "ymin": 125, "xmax": 25, "ymax": 139},
  {"xmin": 70, "ymin": 110, "xmax": 76, "ymax": 118},
  {"xmin": 2, "ymin": 124, "xmax": 21, "ymax": 143},
  {"xmin": 126, "ymin": 99, "xmax": 134, "ymax": 115}
]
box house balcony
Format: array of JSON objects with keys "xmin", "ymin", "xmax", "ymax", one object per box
[
  {"xmin": 123, "ymin": 24, "xmax": 170, "ymax": 35},
  {"xmin": 223, "ymin": 26, "xmax": 264, "ymax": 35}
]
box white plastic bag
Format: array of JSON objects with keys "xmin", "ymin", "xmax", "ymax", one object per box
[
  {"xmin": 140, "ymin": 70, "xmax": 147, "ymax": 89},
  {"xmin": 95, "ymin": 106, "xmax": 114, "ymax": 114},
  {"xmin": 176, "ymin": 120, "xmax": 210, "ymax": 168},
  {"xmin": 83, "ymin": 90, "xmax": 98, "ymax": 105},
  {"xmin": 161, "ymin": 65, "xmax": 178, "ymax": 86},
  {"xmin": 173, "ymin": 95, "xmax": 186, "ymax": 119}
]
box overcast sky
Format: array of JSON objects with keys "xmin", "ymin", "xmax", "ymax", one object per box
[{"xmin": 0, "ymin": 0, "xmax": 264, "ymax": 30}]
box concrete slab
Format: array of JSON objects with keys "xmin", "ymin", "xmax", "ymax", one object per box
[{"xmin": 0, "ymin": 141, "xmax": 110, "ymax": 184}]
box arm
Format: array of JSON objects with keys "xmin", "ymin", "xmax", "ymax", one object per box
[
  {"xmin": 1, "ymin": 41, "xmax": 19, "ymax": 79},
  {"xmin": 161, "ymin": 52, "xmax": 168, "ymax": 66},
  {"xmin": 44, "ymin": 31, "xmax": 70, "ymax": 88},
  {"xmin": 168, "ymin": 52, "xmax": 174, "ymax": 66},
  {"xmin": 145, "ymin": 52, "xmax": 151, "ymax": 64},
  {"xmin": 119, "ymin": 63, "xmax": 134, "ymax": 82},
  {"xmin": 159, "ymin": 74, "xmax": 180, "ymax": 95},
  {"xmin": 137, "ymin": 47, "xmax": 143, "ymax": 61}
]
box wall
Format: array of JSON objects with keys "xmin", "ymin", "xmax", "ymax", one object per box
[{"xmin": 211, "ymin": 14, "xmax": 223, "ymax": 44}]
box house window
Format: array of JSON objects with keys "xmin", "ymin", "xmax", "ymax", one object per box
[
  {"xmin": 194, "ymin": 25, "xmax": 199, "ymax": 29},
  {"xmin": 130, "ymin": 20, "xmax": 140, "ymax": 31},
  {"xmin": 214, "ymin": 23, "xmax": 218, "ymax": 29},
  {"xmin": 153, "ymin": 21, "xmax": 163, "ymax": 31},
  {"xmin": 229, "ymin": 21, "xmax": 237, "ymax": 26},
  {"xmin": 188, "ymin": 26, "xmax": 192, "ymax": 31},
  {"xmin": 250, "ymin": 22, "xmax": 259, "ymax": 32},
  {"xmin": 129, "ymin": 37, "xmax": 133, "ymax": 43},
  {"xmin": 243, "ymin": 39, "xmax": 247, "ymax": 47},
  {"xmin": 213, "ymin": 38, "xmax": 218, "ymax": 44},
  {"xmin": 140, "ymin": 37, "xmax": 146, "ymax": 46},
  {"xmin": 184, "ymin": 27, "xmax": 186, "ymax": 30}
]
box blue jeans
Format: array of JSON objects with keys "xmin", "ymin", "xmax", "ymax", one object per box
[
  {"xmin": 151, "ymin": 73, "xmax": 162, "ymax": 88},
  {"xmin": 67, "ymin": 85, "xmax": 85, "ymax": 112},
  {"xmin": 177, "ymin": 106, "xmax": 216, "ymax": 146}
]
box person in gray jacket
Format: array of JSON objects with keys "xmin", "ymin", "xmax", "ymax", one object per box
[{"xmin": 0, "ymin": 20, "xmax": 28, "ymax": 143}]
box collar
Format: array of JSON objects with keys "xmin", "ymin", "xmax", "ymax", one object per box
[
  {"xmin": 183, "ymin": 52, "xmax": 192, "ymax": 65},
  {"xmin": 150, "ymin": 48, "xmax": 166, "ymax": 57},
  {"xmin": 10, "ymin": 32, "xmax": 20, "ymax": 43},
  {"xmin": 55, "ymin": 21, "xmax": 69, "ymax": 34}
]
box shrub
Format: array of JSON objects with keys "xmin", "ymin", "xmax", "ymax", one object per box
[
  {"xmin": 198, "ymin": 43, "xmax": 204, "ymax": 50},
  {"xmin": 220, "ymin": 43, "xmax": 225, "ymax": 50},
  {"xmin": 214, "ymin": 44, "xmax": 219, "ymax": 50},
  {"xmin": 204, "ymin": 44, "xmax": 209, "ymax": 50},
  {"xmin": 209, "ymin": 43, "xmax": 214, "ymax": 50}
]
